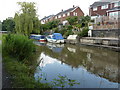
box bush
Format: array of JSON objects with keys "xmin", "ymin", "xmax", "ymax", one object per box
[
  {"xmin": 64, "ymin": 30, "xmax": 74, "ymax": 37},
  {"xmin": 78, "ymin": 27, "xmax": 89, "ymax": 37},
  {"xmin": 59, "ymin": 28, "xmax": 67, "ymax": 35},
  {"xmin": 3, "ymin": 34, "xmax": 36, "ymax": 61}
]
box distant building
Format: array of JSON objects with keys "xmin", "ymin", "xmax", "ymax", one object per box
[
  {"xmin": 89, "ymin": 0, "xmax": 120, "ymax": 18},
  {"xmin": 41, "ymin": 15, "xmax": 54, "ymax": 24},
  {"xmin": 89, "ymin": 0, "xmax": 120, "ymax": 37},
  {"xmin": 41, "ymin": 6, "xmax": 84, "ymax": 24}
]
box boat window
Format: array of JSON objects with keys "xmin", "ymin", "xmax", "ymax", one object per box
[
  {"xmin": 41, "ymin": 36, "xmax": 45, "ymax": 39},
  {"xmin": 52, "ymin": 36, "xmax": 56, "ymax": 39},
  {"xmin": 47, "ymin": 36, "xmax": 51, "ymax": 39}
]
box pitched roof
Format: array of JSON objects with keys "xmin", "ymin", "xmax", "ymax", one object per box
[
  {"xmin": 55, "ymin": 6, "xmax": 77, "ymax": 16},
  {"xmin": 41, "ymin": 15, "xmax": 54, "ymax": 20},
  {"xmin": 90, "ymin": 2, "xmax": 110, "ymax": 7}
]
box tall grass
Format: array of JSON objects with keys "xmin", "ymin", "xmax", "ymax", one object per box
[{"xmin": 3, "ymin": 34, "xmax": 36, "ymax": 61}]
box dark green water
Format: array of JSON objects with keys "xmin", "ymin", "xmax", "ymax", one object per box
[{"xmin": 34, "ymin": 42, "xmax": 119, "ymax": 88}]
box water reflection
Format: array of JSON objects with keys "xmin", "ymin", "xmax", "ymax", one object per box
[
  {"xmin": 46, "ymin": 43, "xmax": 64, "ymax": 53},
  {"xmin": 34, "ymin": 42, "xmax": 119, "ymax": 88}
]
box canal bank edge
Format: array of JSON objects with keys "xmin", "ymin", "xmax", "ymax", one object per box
[{"xmin": 65, "ymin": 37, "xmax": 120, "ymax": 52}]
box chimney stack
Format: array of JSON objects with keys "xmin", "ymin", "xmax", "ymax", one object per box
[
  {"xmin": 61, "ymin": 9, "xmax": 63, "ymax": 12},
  {"xmin": 73, "ymin": 5, "xmax": 75, "ymax": 7}
]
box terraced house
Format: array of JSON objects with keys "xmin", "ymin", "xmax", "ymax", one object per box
[
  {"xmin": 89, "ymin": 0, "xmax": 120, "ymax": 18},
  {"xmin": 41, "ymin": 6, "xmax": 84, "ymax": 25},
  {"xmin": 89, "ymin": 0, "xmax": 120, "ymax": 37}
]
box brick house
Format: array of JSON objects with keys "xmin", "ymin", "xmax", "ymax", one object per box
[
  {"xmin": 89, "ymin": 0, "xmax": 120, "ymax": 18},
  {"xmin": 89, "ymin": 0, "xmax": 120, "ymax": 37},
  {"xmin": 41, "ymin": 6, "xmax": 84, "ymax": 24},
  {"xmin": 41, "ymin": 15, "xmax": 54, "ymax": 24}
]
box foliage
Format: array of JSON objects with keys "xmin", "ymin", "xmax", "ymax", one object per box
[
  {"xmin": 47, "ymin": 20, "xmax": 60, "ymax": 30},
  {"xmin": 2, "ymin": 18, "xmax": 15, "ymax": 32},
  {"xmin": 66, "ymin": 25, "xmax": 73, "ymax": 30},
  {"xmin": 53, "ymin": 27, "xmax": 59, "ymax": 33},
  {"xmin": 0, "ymin": 20, "xmax": 2, "ymax": 31},
  {"xmin": 3, "ymin": 34, "xmax": 36, "ymax": 61},
  {"xmin": 59, "ymin": 28, "xmax": 67, "ymax": 36},
  {"xmin": 14, "ymin": 2, "xmax": 40, "ymax": 36},
  {"xmin": 51, "ymin": 74, "xmax": 80, "ymax": 88},
  {"xmin": 40, "ymin": 20, "xmax": 60, "ymax": 34},
  {"xmin": 78, "ymin": 27, "xmax": 89, "ymax": 37},
  {"xmin": 64, "ymin": 30, "xmax": 74, "ymax": 37},
  {"xmin": 78, "ymin": 15, "xmax": 91, "ymax": 27},
  {"xmin": 3, "ymin": 56, "xmax": 51, "ymax": 88},
  {"xmin": 66, "ymin": 16, "xmax": 78, "ymax": 25}
]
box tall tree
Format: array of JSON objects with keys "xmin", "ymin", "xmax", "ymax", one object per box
[
  {"xmin": 2, "ymin": 18, "xmax": 15, "ymax": 32},
  {"xmin": 14, "ymin": 2, "xmax": 40, "ymax": 36}
]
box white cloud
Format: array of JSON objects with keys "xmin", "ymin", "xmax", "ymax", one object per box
[{"xmin": 0, "ymin": 0, "xmax": 96, "ymax": 21}]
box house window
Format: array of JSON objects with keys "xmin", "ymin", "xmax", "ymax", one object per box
[
  {"xmin": 109, "ymin": 11, "xmax": 119, "ymax": 17},
  {"xmin": 73, "ymin": 12, "xmax": 76, "ymax": 16},
  {"xmin": 93, "ymin": 7, "xmax": 97, "ymax": 11},
  {"xmin": 114, "ymin": 2, "xmax": 120, "ymax": 7},
  {"xmin": 55, "ymin": 16, "xmax": 57, "ymax": 19},
  {"xmin": 58, "ymin": 15, "xmax": 61, "ymax": 18},
  {"xmin": 67, "ymin": 13, "xmax": 70, "ymax": 16},
  {"xmin": 101, "ymin": 4, "xmax": 108, "ymax": 9},
  {"xmin": 75, "ymin": 13, "xmax": 78, "ymax": 16},
  {"xmin": 63, "ymin": 14, "xmax": 66, "ymax": 17}
]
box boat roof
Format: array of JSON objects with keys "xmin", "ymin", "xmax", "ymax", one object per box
[{"xmin": 31, "ymin": 34, "xmax": 45, "ymax": 36}]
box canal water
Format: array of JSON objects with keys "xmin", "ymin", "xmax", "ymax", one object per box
[{"xmin": 34, "ymin": 42, "xmax": 119, "ymax": 88}]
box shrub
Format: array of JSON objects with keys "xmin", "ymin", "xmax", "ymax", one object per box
[
  {"xmin": 3, "ymin": 34, "xmax": 36, "ymax": 61},
  {"xmin": 59, "ymin": 28, "xmax": 67, "ymax": 35},
  {"xmin": 64, "ymin": 30, "xmax": 74, "ymax": 37},
  {"xmin": 78, "ymin": 27, "xmax": 89, "ymax": 37}
]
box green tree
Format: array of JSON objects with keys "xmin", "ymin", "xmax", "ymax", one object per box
[
  {"xmin": 14, "ymin": 2, "xmax": 40, "ymax": 36},
  {"xmin": 2, "ymin": 18, "xmax": 15, "ymax": 32},
  {"xmin": 78, "ymin": 15, "xmax": 91, "ymax": 27},
  {"xmin": 0, "ymin": 20, "xmax": 2, "ymax": 31},
  {"xmin": 66, "ymin": 16, "xmax": 78, "ymax": 25},
  {"xmin": 47, "ymin": 20, "xmax": 60, "ymax": 29}
]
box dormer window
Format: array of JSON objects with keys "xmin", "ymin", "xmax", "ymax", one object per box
[
  {"xmin": 101, "ymin": 4, "xmax": 108, "ymax": 9},
  {"xmin": 93, "ymin": 7, "xmax": 97, "ymax": 11}
]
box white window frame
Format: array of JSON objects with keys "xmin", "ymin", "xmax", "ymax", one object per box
[
  {"xmin": 67, "ymin": 12, "xmax": 70, "ymax": 16},
  {"xmin": 75, "ymin": 13, "xmax": 77, "ymax": 16},
  {"xmin": 114, "ymin": 2, "xmax": 118, "ymax": 7},
  {"xmin": 58, "ymin": 15, "xmax": 61, "ymax": 18},
  {"xmin": 114, "ymin": 2, "xmax": 120, "ymax": 7},
  {"xmin": 101, "ymin": 4, "xmax": 108, "ymax": 9},
  {"xmin": 93, "ymin": 7, "xmax": 97, "ymax": 11},
  {"xmin": 63, "ymin": 14, "xmax": 66, "ymax": 17},
  {"xmin": 55, "ymin": 16, "xmax": 58, "ymax": 19},
  {"xmin": 73, "ymin": 12, "xmax": 76, "ymax": 16}
]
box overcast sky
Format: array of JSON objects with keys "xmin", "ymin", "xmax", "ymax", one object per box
[{"xmin": 0, "ymin": 0, "xmax": 98, "ymax": 21}]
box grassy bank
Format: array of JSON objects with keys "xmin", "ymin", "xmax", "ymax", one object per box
[
  {"xmin": 3, "ymin": 56, "xmax": 51, "ymax": 88},
  {"xmin": 2, "ymin": 34, "xmax": 51, "ymax": 88}
]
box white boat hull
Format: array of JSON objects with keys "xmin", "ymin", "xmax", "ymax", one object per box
[{"xmin": 47, "ymin": 38, "xmax": 64, "ymax": 43}]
